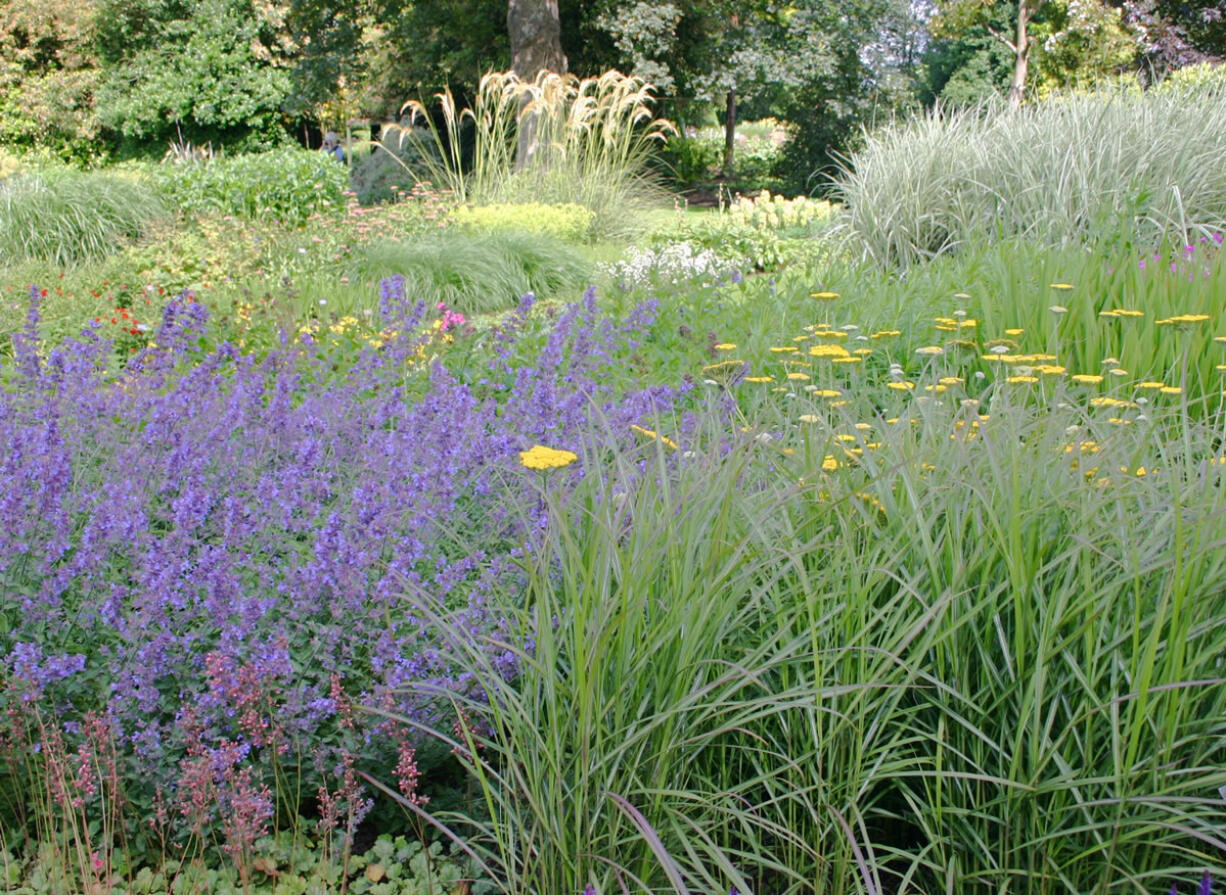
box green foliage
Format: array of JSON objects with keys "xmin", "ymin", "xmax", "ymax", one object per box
[
  {"xmin": 0, "ymin": 167, "xmax": 165, "ymax": 265},
  {"xmin": 835, "ymin": 85, "xmax": 1226, "ymax": 267},
  {"xmin": 653, "ymin": 133, "xmax": 720, "ymax": 188},
  {"xmin": 349, "ymin": 130, "xmax": 442, "ymax": 207},
  {"xmin": 450, "ymin": 202, "xmax": 596, "ymax": 242},
  {"xmin": 1, "ymin": 830, "xmax": 492, "ymax": 895},
  {"xmin": 351, "ymin": 229, "xmax": 592, "ymax": 315},
  {"xmin": 150, "ymin": 149, "xmax": 348, "ymax": 224},
  {"xmin": 94, "ymin": 0, "xmax": 292, "ymax": 151},
  {"xmin": 0, "ymin": 0, "xmax": 104, "ymax": 163},
  {"xmin": 1155, "ymin": 60, "xmax": 1226, "ymax": 93}
]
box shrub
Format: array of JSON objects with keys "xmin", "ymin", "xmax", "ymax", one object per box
[
  {"xmin": 151, "ymin": 148, "xmax": 348, "ymax": 224},
  {"xmin": 0, "ymin": 167, "xmax": 166, "ymax": 265},
  {"xmin": 348, "ymin": 128, "xmax": 442, "ymax": 206},
  {"xmin": 835, "ymin": 86, "xmax": 1226, "ymax": 267},
  {"xmin": 351, "ymin": 228, "xmax": 592, "ymax": 315},
  {"xmin": 449, "ymin": 202, "xmax": 595, "ymax": 242}
]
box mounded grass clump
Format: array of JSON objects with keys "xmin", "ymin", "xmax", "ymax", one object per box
[
  {"xmin": 353, "ymin": 228, "xmax": 592, "ymax": 315},
  {"xmin": 836, "ymin": 84, "xmax": 1226, "ymax": 267},
  {"xmin": 0, "ymin": 167, "xmax": 166, "ymax": 265}
]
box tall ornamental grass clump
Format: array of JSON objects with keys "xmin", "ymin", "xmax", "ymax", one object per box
[
  {"xmin": 389, "ymin": 70, "xmax": 671, "ymax": 238},
  {"xmin": 835, "ymin": 83, "xmax": 1226, "ymax": 267},
  {"xmin": 0, "ymin": 168, "xmax": 165, "ymax": 265},
  {"xmin": 391, "ymin": 287, "xmax": 1226, "ymax": 893}
]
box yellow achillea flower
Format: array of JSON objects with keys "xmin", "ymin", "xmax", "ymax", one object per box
[
  {"xmin": 870, "ymin": 330, "xmax": 901, "ymax": 339},
  {"xmin": 1156, "ymin": 314, "xmax": 1211, "ymax": 325},
  {"xmin": 702, "ymin": 360, "xmax": 749, "ymax": 386},
  {"xmin": 1050, "ymin": 283, "xmax": 1074, "ymax": 290},
  {"xmin": 809, "ymin": 344, "xmax": 850, "ymax": 359},
  {"xmin": 939, "ymin": 376, "xmax": 965, "ymax": 385},
  {"xmin": 821, "ymin": 455, "xmax": 840, "ymax": 471},
  {"xmin": 1036, "ymin": 365, "xmax": 1065, "ymax": 375},
  {"xmin": 630, "ymin": 425, "xmax": 679, "ymax": 451},
  {"xmin": 810, "ymin": 291, "xmax": 840, "ymax": 299},
  {"xmin": 745, "ymin": 375, "xmax": 775, "ymax": 383},
  {"xmin": 1071, "ymin": 374, "xmax": 1104, "ymax": 384},
  {"xmin": 787, "ymin": 372, "xmax": 811, "ymax": 380},
  {"xmin": 1005, "ymin": 328, "xmax": 1024, "ymax": 336},
  {"xmin": 830, "ymin": 356, "xmax": 862, "ymax": 365},
  {"xmin": 1007, "ymin": 375, "xmax": 1039, "ymax": 384},
  {"xmin": 813, "ymin": 388, "xmax": 843, "ymax": 398},
  {"xmin": 887, "ymin": 381, "xmax": 915, "ymax": 391},
  {"xmin": 915, "ymin": 345, "xmax": 945, "ymax": 356},
  {"xmin": 1137, "ymin": 381, "xmax": 1166, "ymax": 389},
  {"xmin": 799, "ymin": 414, "xmax": 821, "ymax": 423},
  {"xmin": 1160, "ymin": 386, "xmax": 1183, "ymax": 395},
  {"xmin": 519, "ymin": 445, "xmax": 579, "ymax": 470},
  {"xmin": 1091, "ymin": 397, "xmax": 1137, "ymax": 408},
  {"xmin": 770, "ymin": 346, "xmax": 799, "ymax": 353},
  {"xmin": 714, "ymin": 342, "xmax": 738, "ymax": 350}
]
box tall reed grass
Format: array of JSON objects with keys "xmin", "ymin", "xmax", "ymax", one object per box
[
  {"xmin": 383, "ymin": 387, "xmax": 1226, "ymax": 893},
  {"xmin": 388, "ymin": 70, "xmax": 671, "ymax": 238},
  {"xmin": 835, "ymin": 85, "xmax": 1226, "ymax": 267},
  {"xmin": 0, "ymin": 168, "xmax": 165, "ymax": 266}
]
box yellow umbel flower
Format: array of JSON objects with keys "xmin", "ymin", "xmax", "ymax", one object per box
[{"xmin": 519, "ymin": 445, "xmax": 579, "ymax": 470}]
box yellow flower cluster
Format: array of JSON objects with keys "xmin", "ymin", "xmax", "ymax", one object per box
[{"xmin": 519, "ymin": 445, "xmax": 579, "ymax": 470}]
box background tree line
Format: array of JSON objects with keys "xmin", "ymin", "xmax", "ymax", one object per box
[{"xmin": 1, "ymin": 0, "xmax": 1220, "ymax": 181}]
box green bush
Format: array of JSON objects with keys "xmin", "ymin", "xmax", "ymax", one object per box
[
  {"xmin": 151, "ymin": 148, "xmax": 348, "ymax": 224},
  {"xmin": 654, "ymin": 133, "xmax": 719, "ymax": 187},
  {"xmin": 0, "ymin": 167, "xmax": 166, "ymax": 265},
  {"xmin": 351, "ymin": 228, "xmax": 591, "ymax": 315},
  {"xmin": 836, "ymin": 85, "xmax": 1226, "ymax": 267},
  {"xmin": 349, "ymin": 130, "xmax": 442, "ymax": 206},
  {"xmin": 449, "ymin": 202, "xmax": 596, "ymax": 242}
]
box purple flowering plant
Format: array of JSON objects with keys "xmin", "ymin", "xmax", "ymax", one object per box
[{"xmin": 0, "ymin": 277, "xmax": 684, "ymax": 862}]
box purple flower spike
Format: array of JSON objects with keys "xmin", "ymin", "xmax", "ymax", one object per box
[
  {"xmin": 583, "ymin": 885, "xmax": 598, "ymax": 895},
  {"xmin": 1199, "ymin": 870, "xmax": 1213, "ymax": 895}
]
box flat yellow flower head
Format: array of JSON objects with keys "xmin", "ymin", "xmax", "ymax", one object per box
[
  {"xmin": 808, "ymin": 344, "xmax": 851, "ymax": 359},
  {"xmin": 519, "ymin": 445, "xmax": 579, "ymax": 470},
  {"xmin": 810, "ymin": 291, "xmax": 840, "ymax": 300},
  {"xmin": 1050, "ymin": 283, "xmax": 1074, "ymax": 290}
]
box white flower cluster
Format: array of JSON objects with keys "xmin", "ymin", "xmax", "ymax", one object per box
[{"xmin": 601, "ymin": 241, "xmax": 742, "ymax": 290}]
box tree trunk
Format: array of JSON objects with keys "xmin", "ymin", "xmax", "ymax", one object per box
[
  {"xmin": 1007, "ymin": 0, "xmax": 1038, "ymax": 109},
  {"xmin": 722, "ymin": 88, "xmax": 737, "ymax": 178},
  {"xmin": 508, "ymin": 0, "xmax": 567, "ymax": 169}
]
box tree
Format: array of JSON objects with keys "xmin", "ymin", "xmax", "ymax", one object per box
[
  {"xmin": 95, "ymin": 0, "xmax": 294, "ymax": 151},
  {"xmin": 0, "ymin": 0, "xmax": 104, "ymax": 161}
]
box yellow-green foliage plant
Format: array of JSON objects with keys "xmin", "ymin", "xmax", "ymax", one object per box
[
  {"xmin": 450, "ymin": 202, "xmax": 596, "ymax": 242},
  {"xmin": 387, "ymin": 70, "xmax": 672, "ymax": 238}
]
